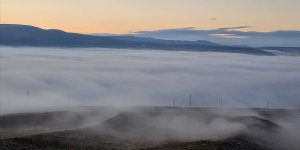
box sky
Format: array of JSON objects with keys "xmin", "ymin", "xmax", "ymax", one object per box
[{"xmin": 1, "ymin": 0, "xmax": 300, "ymax": 34}]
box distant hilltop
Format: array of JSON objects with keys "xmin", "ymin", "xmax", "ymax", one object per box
[{"xmin": 0, "ymin": 24, "xmax": 289, "ymax": 56}]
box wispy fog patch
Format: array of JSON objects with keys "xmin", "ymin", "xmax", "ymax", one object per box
[
  {"xmin": 132, "ymin": 28, "xmax": 300, "ymax": 47},
  {"xmin": 1, "ymin": 47, "xmax": 300, "ymax": 113},
  {"xmin": 211, "ymin": 34, "xmax": 246, "ymax": 39}
]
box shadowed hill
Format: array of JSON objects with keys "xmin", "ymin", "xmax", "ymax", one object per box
[{"xmin": 0, "ymin": 108, "xmax": 282, "ymax": 150}]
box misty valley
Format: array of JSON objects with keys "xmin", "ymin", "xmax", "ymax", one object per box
[
  {"xmin": 1, "ymin": 0, "xmax": 300, "ymax": 149},
  {"xmin": 0, "ymin": 47, "xmax": 300, "ymax": 149}
]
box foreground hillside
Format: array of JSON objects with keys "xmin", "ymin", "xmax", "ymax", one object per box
[{"xmin": 0, "ymin": 107, "xmax": 299, "ymax": 150}]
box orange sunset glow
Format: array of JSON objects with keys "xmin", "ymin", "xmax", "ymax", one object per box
[{"xmin": 1, "ymin": 0, "xmax": 300, "ymax": 34}]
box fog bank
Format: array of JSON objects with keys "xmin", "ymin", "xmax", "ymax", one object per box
[{"xmin": 0, "ymin": 47, "xmax": 300, "ymax": 113}]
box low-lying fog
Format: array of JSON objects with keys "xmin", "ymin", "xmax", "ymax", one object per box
[{"xmin": 0, "ymin": 47, "xmax": 300, "ymax": 113}]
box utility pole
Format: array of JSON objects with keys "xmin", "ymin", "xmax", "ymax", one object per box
[
  {"xmin": 172, "ymin": 96, "xmax": 175, "ymax": 109},
  {"xmin": 27, "ymin": 91, "xmax": 30, "ymax": 102},
  {"xmin": 267, "ymin": 96, "xmax": 269, "ymax": 110},
  {"xmin": 189, "ymin": 94, "xmax": 192, "ymax": 108},
  {"xmin": 68, "ymin": 95, "xmax": 70, "ymax": 107},
  {"xmin": 221, "ymin": 96, "xmax": 223, "ymax": 108}
]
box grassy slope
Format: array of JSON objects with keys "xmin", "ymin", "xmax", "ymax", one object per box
[{"xmin": 0, "ymin": 107, "xmax": 297, "ymax": 150}]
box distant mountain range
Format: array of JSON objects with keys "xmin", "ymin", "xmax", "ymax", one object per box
[
  {"xmin": 1, "ymin": 24, "xmax": 297, "ymax": 56},
  {"xmin": 129, "ymin": 27, "xmax": 300, "ymax": 47}
]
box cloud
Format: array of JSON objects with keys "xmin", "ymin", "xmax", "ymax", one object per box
[
  {"xmin": 217, "ymin": 26, "xmax": 252, "ymax": 31},
  {"xmin": 210, "ymin": 34, "xmax": 246, "ymax": 39},
  {"xmin": 208, "ymin": 18, "xmax": 217, "ymax": 21},
  {"xmin": 1, "ymin": 47, "xmax": 300, "ymax": 114},
  {"xmin": 133, "ymin": 27, "xmax": 195, "ymax": 34},
  {"xmin": 130, "ymin": 27, "xmax": 300, "ymax": 47}
]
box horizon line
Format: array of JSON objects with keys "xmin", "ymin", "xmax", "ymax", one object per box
[{"xmin": 2, "ymin": 23, "xmax": 300, "ymax": 35}]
